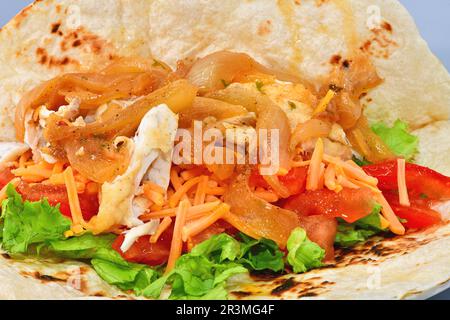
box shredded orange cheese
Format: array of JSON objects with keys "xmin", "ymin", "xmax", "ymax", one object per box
[
  {"xmin": 141, "ymin": 201, "xmax": 221, "ymax": 221},
  {"xmin": 374, "ymin": 193, "xmax": 405, "ymax": 235},
  {"xmin": 324, "ymin": 164, "xmax": 337, "ymax": 191},
  {"xmin": 144, "ymin": 181, "xmax": 165, "ymax": 195},
  {"xmin": 166, "ymin": 199, "xmax": 189, "ymax": 274},
  {"xmin": 150, "ymin": 217, "xmax": 173, "ymax": 244},
  {"xmin": 306, "ymin": 138, "xmax": 324, "ymax": 191},
  {"xmin": 323, "ymin": 155, "xmax": 378, "ymax": 186},
  {"xmin": 397, "ymin": 158, "xmax": 410, "ymax": 207},
  {"xmin": 313, "ymin": 89, "xmax": 336, "ymax": 115},
  {"xmin": 63, "ymin": 167, "xmax": 86, "ymax": 229}
]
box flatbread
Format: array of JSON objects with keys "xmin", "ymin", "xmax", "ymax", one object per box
[{"xmin": 0, "ymin": 0, "xmax": 448, "ymax": 299}]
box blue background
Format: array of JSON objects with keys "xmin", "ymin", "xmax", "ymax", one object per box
[{"xmin": 0, "ymin": 0, "xmax": 448, "ymax": 300}]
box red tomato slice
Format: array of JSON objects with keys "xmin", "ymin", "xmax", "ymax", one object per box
[
  {"xmin": 112, "ymin": 229, "xmax": 173, "ymax": 266},
  {"xmin": 298, "ymin": 215, "xmax": 337, "ymax": 262},
  {"xmin": 16, "ymin": 182, "xmax": 99, "ymax": 221},
  {"xmin": 0, "ymin": 169, "xmax": 15, "ymax": 190},
  {"xmin": 249, "ymin": 167, "xmax": 308, "ymax": 196},
  {"xmin": 189, "ymin": 220, "xmax": 237, "ymax": 249},
  {"xmin": 363, "ymin": 160, "xmax": 450, "ymax": 200},
  {"xmin": 384, "ymin": 194, "xmax": 442, "ymax": 230},
  {"xmin": 283, "ymin": 188, "xmax": 376, "ymax": 223}
]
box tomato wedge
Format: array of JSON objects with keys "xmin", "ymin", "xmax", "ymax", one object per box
[
  {"xmin": 298, "ymin": 215, "xmax": 337, "ymax": 262},
  {"xmin": 249, "ymin": 167, "xmax": 308, "ymax": 196},
  {"xmin": 384, "ymin": 194, "xmax": 442, "ymax": 230},
  {"xmin": 112, "ymin": 229, "xmax": 172, "ymax": 266},
  {"xmin": 363, "ymin": 160, "xmax": 450, "ymax": 200},
  {"xmin": 16, "ymin": 182, "xmax": 99, "ymax": 221},
  {"xmin": 283, "ymin": 188, "xmax": 376, "ymax": 223},
  {"xmin": 0, "ymin": 168, "xmax": 15, "ymax": 190}
]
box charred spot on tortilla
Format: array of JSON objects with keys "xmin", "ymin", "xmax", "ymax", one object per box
[
  {"xmin": 1, "ymin": 253, "xmax": 11, "ymax": 260},
  {"xmin": 360, "ymin": 20, "xmax": 398, "ymax": 59},
  {"xmin": 51, "ymin": 22, "xmax": 61, "ymax": 34},
  {"xmin": 330, "ymin": 54, "xmax": 342, "ymax": 65},
  {"xmin": 36, "ymin": 47, "xmax": 74, "ymax": 68},
  {"xmin": 257, "ymin": 20, "xmax": 273, "ymax": 36},
  {"xmin": 230, "ymin": 291, "xmax": 252, "ymax": 299},
  {"xmin": 342, "ymin": 59, "xmax": 351, "ymax": 69},
  {"xmin": 271, "ymin": 277, "xmax": 298, "ymax": 296},
  {"xmin": 20, "ymin": 271, "xmax": 65, "ymax": 283}
]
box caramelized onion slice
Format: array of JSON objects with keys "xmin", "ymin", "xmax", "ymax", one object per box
[
  {"xmin": 223, "ymin": 171, "xmax": 300, "ymax": 248},
  {"xmin": 207, "ymin": 84, "xmax": 292, "ymax": 172},
  {"xmin": 187, "ymin": 51, "xmax": 302, "ymax": 93},
  {"xmin": 15, "ymin": 59, "xmax": 169, "ymax": 141},
  {"xmin": 45, "ymin": 80, "xmax": 197, "ymax": 143},
  {"xmin": 346, "ymin": 116, "xmax": 395, "ymax": 163},
  {"xmin": 64, "ymin": 137, "xmax": 131, "ymax": 183},
  {"xmin": 290, "ymin": 119, "xmax": 332, "ymax": 151},
  {"xmin": 178, "ymin": 97, "xmax": 248, "ymax": 128}
]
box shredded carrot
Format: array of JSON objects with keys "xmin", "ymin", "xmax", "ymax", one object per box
[
  {"xmin": 169, "ymin": 176, "xmax": 202, "ymax": 208},
  {"xmin": 397, "ymin": 158, "xmax": 410, "ymax": 207},
  {"xmin": 170, "ymin": 168, "xmax": 189, "ymax": 202},
  {"xmin": 374, "ymin": 193, "xmax": 405, "ymax": 235},
  {"xmin": 306, "ymin": 138, "xmax": 324, "ymax": 191},
  {"xmin": 166, "ymin": 200, "xmax": 189, "ymax": 274},
  {"xmin": 144, "ymin": 185, "xmax": 165, "ymax": 207},
  {"xmin": 0, "ymin": 178, "xmax": 20, "ymax": 202},
  {"xmin": 141, "ymin": 201, "xmax": 221, "ymax": 221},
  {"xmin": 181, "ymin": 203, "xmax": 230, "ymax": 242},
  {"xmin": 63, "ymin": 167, "xmax": 86, "ymax": 227},
  {"xmin": 150, "ymin": 217, "xmax": 173, "ymax": 244},
  {"xmin": 194, "ymin": 175, "xmax": 209, "ymax": 205},
  {"xmin": 144, "ymin": 181, "xmax": 166, "ymax": 195}
]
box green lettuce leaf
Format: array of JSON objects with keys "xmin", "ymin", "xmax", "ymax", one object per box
[
  {"xmin": 91, "ymin": 248, "xmax": 160, "ymax": 295},
  {"xmin": 335, "ymin": 204, "xmax": 387, "ymax": 247},
  {"xmin": 237, "ymin": 233, "xmax": 285, "ymax": 272},
  {"xmin": 190, "ymin": 233, "xmax": 241, "ymax": 263},
  {"xmin": 286, "ymin": 228, "xmax": 325, "ymax": 273},
  {"xmin": 1, "ymin": 185, "xmax": 71, "ymax": 253},
  {"xmin": 48, "ymin": 233, "xmax": 116, "ymax": 259},
  {"xmin": 144, "ymin": 234, "xmax": 249, "ymax": 300},
  {"xmin": 371, "ymin": 120, "xmax": 418, "ymax": 160}
]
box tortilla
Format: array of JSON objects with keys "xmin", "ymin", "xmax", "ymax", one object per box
[{"xmin": 0, "ymin": 0, "xmax": 448, "ymax": 299}]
